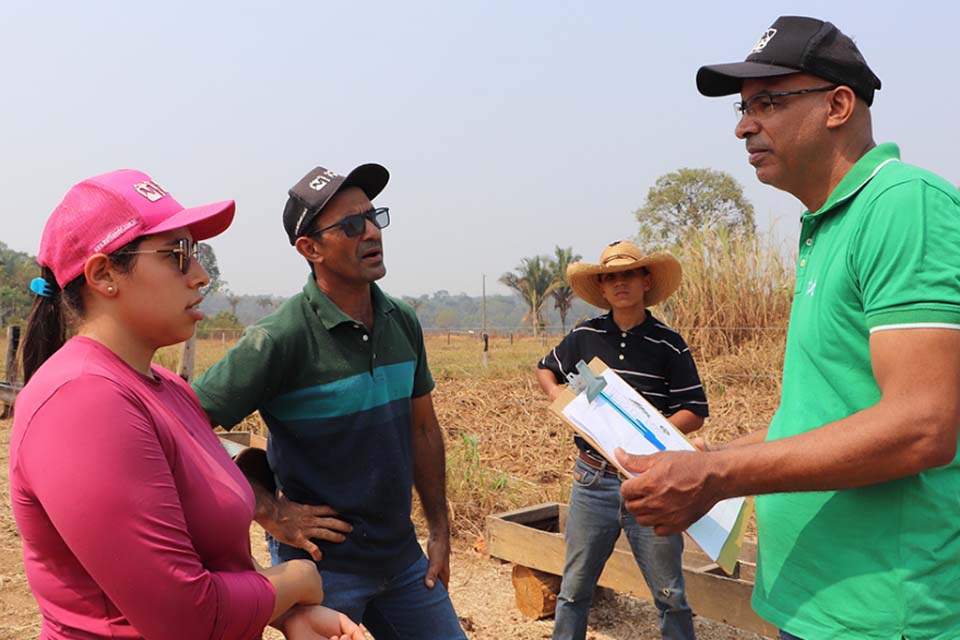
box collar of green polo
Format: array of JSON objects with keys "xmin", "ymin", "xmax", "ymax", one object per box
[
  {"xmin": 804, "ymin": 142, "xmax": 901, "ymax": 219},
  {"xmin": 302, "ymin": 274, "xmax": 395, "ymax": 330}
]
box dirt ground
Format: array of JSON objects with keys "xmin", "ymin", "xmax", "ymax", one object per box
[{"xmin": 0, "ymin": 415, "xmax": 767, "ymax": 640}]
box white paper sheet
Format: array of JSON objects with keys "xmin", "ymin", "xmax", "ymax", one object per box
[{"xmin": 562, "ymin": 368, "xmax": 744, "ymax": 561}]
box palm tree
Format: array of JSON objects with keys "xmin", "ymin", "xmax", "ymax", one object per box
[
  {"xmin": 549, "ymin": 246, "xmax": 581, "ymax": 335},
  {"xmin": 500, "ymin": 255, "xmax": 559, "ymax": 337}
]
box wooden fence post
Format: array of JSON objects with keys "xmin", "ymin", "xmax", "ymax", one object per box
[
  {"xmin": 5, "ymin": 326, "xmax": 21, "ymax": 384},
  {"xmin": 1, "ymin": 326, "xmax": 22, "ymax": 418},
  {"xmin": 178, "ymin": 334, "xmax": 196, "ymax": 382}
]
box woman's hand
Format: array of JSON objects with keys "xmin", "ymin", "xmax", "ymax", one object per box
[
  {"xmin": 260, "ymin": 558, "xmax": 325, "ymax": 622},
  {"xmin": 280, "ymin": 605, "xmax": 365, "ymax": 640}
]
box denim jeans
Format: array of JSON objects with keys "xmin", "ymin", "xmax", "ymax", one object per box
[
  {"xmin": 552, "ymin": 457, "xmax": 695, "ymax": 640},
  {"xmin": 270, "ymin": 538, "xmax": 465, "ymax": 639}
]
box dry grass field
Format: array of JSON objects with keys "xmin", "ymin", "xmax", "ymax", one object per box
[{"xmin": 0, "ymin": 327, "xmax": 785, "ymax": 639}]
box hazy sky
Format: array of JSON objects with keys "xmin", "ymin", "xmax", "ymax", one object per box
[{"xmin": 2, "ymin": 1, "xmax": 956, "ymax": 298}]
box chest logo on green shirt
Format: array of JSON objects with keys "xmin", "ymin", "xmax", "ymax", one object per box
[{"xmin": 805, "ymin": 280, "xmax": 817, "ymax": 297}]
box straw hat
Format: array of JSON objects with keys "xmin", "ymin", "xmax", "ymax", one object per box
[{"xmin": 567, "ymin": 241, "xmax": 682, "ymax": 309}]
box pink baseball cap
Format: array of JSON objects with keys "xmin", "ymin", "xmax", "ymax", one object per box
[{"xmin": 38, "ymin": 169, "xmax": 235, "ymax": 287}]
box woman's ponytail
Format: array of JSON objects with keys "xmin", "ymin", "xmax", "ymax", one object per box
[{"xmin": 22, "ymin": 267, "xmax": 68, "ymax": 383}]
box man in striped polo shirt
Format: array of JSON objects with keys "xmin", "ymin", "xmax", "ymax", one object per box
[
  {"xmin": 537, "ymin": 240, "xmax": 708, "ymax": 640},
  {"xmin": 194, "ymin": 163, "xmax": 465, "ymax": 638},
  {"xmin": 618, "ymin": 16, "xmax": 960, "ymax": 640}
]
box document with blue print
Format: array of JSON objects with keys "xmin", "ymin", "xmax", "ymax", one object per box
[{"xmin": 549, "ymin": 357, "xmax": 750, "ymax": 574}]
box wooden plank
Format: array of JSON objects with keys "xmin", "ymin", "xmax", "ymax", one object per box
[
  {"xmin": 218, "ymin": 431, "xmax": 267, "ymax": 450},
  {"xmin": 488, "ymin": 504, "xmax": 777, "ymax": 638},
  {"xmin": 684, "ymin": 564, "xmax": 771, "ymax": 635},
  {"xmin": 559, "ymin": 503, "xmax": 746, "ymax": 571},
  {"xmin": 487, "ymin": 516, "xmax": 567, "ymax": 575},
  {"xmin": 490, "ymin": 502, "xmax": 560, "ymax": 531}
]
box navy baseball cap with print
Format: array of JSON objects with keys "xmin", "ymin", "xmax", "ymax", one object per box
[
  {"xmin": 282, "ymin": 163, "xmax": 389, "ymax": 245},
  {"xmin": 696, "ymin": 16, "xmax": 881, "ymax": 106}
]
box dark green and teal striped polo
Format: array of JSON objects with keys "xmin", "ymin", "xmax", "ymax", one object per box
[{"xmin": 193, "ymin": 275, "xmax": 433, "ymax": 576}]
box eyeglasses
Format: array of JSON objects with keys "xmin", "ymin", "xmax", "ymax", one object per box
[
  {"xmin": 307, "ymin": 207, "xmax": 390, "ymax": 239},
  {"xmin": 114, "ymin": 237, "xmax": 199, "ymax": 274},
  {"xmin": 734, "ymin": 85, "xmax": 838, "ymax": 119}
]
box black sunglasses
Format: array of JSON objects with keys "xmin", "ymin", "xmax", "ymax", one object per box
[
  {"xmin": 115, "ymin": 237, "xmax": 199, "ymax": 275},
  {"xmin": 307, "ymin": 207, "xmax": 390, "ymax": 239}
]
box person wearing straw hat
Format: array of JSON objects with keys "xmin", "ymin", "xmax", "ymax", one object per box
[
  {"xmin": 536, "ymin": 240, "xmax": 708, "ymax": 640},
  {"xmin": 617, "ymin": 16, "xmax": 960, "ymax": 640}
]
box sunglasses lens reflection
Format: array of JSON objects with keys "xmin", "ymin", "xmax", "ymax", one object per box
[
  {"xmin": 344, "ymin": 215, "xmax": 366, "ymax": 237},
  {"xmin": 179, "ymin": 238, "xmax": 197, "ymax": 274}
]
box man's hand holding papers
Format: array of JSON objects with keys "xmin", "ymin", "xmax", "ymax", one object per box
[{"xmin": 615, "ymin": 448, "xmax": 726, "ymax": 536}]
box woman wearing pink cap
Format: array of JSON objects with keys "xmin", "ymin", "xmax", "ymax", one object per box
[{"xmin": 9, "ymin": 170, "xmax": 362, "ymax": 640}]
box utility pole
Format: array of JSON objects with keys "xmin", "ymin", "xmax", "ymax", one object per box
[
  {"xmin": 482, "ymin": 273, "xmax": 489, "ymax": 368},
  {"xmin": 482, "ymin": 273, "xmax": 487, "ymax": 336}
]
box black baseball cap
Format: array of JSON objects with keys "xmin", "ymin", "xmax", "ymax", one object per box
[
  {"xmin": 282, "ymin": 163, "xmax": 390, "ymax": 244},
  {"xmin": 697, "ymin": 16, "xmax": 881, "ymax": 106}
]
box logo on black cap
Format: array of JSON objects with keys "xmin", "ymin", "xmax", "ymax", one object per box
[
  {"xmin": 750, "ymin": 28, "xmax": 777, "ymax": 54},
  {"xmin": 308, "ymin": 170, "xmax": 338, "ymax": 192}
]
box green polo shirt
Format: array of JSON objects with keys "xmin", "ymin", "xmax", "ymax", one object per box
[
  {"xmin": 752, "ymin": 143, "xmax": 960, "ymax": 639},
  {"xmin": 193, "ymin": 275, "xmax": 434, "ymax": 577}
]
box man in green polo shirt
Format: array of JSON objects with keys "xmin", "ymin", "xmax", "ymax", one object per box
[
  {"xmin": 616, "ymin": 16, "xmax": 960, "ymax": 640},
  {"xmin": 193, "ymin": 163, "xmax": 466, "ymax": 638}
]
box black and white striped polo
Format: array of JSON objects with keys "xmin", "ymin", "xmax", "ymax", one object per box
[{"xmin": 538, "ymin": 311, "xmax": 709, "ymax": 453}]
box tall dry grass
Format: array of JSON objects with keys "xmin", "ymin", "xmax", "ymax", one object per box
[{"xmin": 659, "ymin": 227, "xmax": 794, "ymax": 359}]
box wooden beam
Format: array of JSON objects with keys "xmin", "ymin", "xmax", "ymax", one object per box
[
  {"xmin": 558, "ymin": 503, "xmax": 744, "ymax": 573},
  {"xmin": 487, "ymin": 503, "xmax": 776, "ymax": 637}
]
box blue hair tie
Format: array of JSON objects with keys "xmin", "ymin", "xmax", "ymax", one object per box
[{"xmin": 30, "ymin": 277, "xmax": 54, "ymax": 298}]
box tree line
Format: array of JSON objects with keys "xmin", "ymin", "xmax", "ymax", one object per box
[
  {"xmin": 1, "ymin": 167, "xmax": 763, "ymax": 337},
  {"xmin": 498, "ymin": 167, "xmax": 757, "ymax": 337}
]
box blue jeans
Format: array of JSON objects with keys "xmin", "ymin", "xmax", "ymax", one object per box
[
  {"xmin": 270, "ymin": 538, "xmax": 465, "ymax": 639},
  {"xmin": 552, "ymin": 458, "xmax": 695, "ymax": 640},
  {"xmin": 779, "ymin": 632, "xmax": 802, "ymax": 640}
]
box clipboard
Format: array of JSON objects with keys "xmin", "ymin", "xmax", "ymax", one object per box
[{"xmin": 548, "ymin": 357, "xmax": 752, "ymax": 574}]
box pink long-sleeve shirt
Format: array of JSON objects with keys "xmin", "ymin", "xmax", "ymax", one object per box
[{"xmin": 9, "ymin": 337, "xmax": 275, "ymax": 639}]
